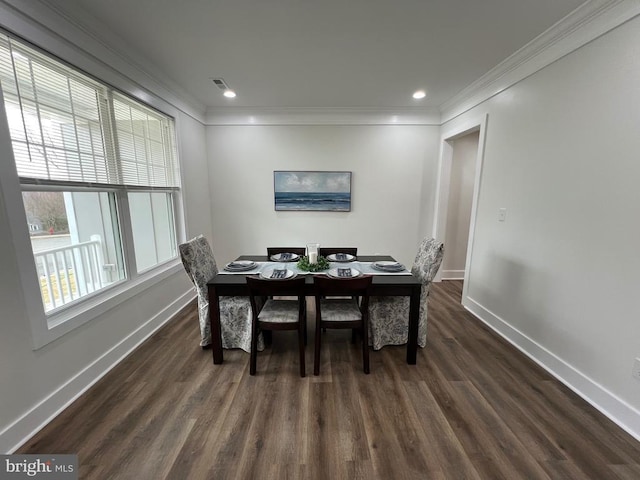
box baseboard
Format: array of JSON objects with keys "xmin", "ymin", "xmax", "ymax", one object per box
[
  {"xmin": 1, "ymin": 290, "xmax": 195, "ymax": 453},
  {"xmin": 463, "ymin": 295, "xmax": 640, "ymax": 443},
  {"xmin": 441, "ymin": 270, "xmax": 465, "ymax": 280}
]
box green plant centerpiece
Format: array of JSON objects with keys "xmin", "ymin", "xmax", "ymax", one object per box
[{"xmin": 297, "ymin": 255, "xmax": 330, "ymax": 272}]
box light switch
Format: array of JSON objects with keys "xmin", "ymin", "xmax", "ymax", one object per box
[{"xmin": 498, "ymin": 208, "xmax": 507, "ymax": 222}]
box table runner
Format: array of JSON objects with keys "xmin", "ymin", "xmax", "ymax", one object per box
[{"xmin": 218, "ymin": 261, "xmax": 412, "ymax": 276}]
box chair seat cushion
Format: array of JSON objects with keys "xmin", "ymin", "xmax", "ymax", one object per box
[
  {"xmin": 258, "ymin": 299, "xmax": 300, "ymax": 323},
  {"xmin": 319, "ymin": 298, "xmax": 362, "ymax": 321}
]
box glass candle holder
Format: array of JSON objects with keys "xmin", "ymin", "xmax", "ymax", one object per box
[{"xmin": 306, "ymin": 243, "xmax": 320, "ymax": 264}]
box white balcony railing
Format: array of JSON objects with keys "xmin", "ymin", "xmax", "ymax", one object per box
[{"xmin": 33, "ymin": 235, "xmax": 107, "ymax": 312}]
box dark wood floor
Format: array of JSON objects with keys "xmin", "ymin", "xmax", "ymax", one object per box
[{"xmin": 19, "ymin": 281, "xmax": 640, "ymax": 479}]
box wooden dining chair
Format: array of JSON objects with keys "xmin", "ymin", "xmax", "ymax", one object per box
[
  {"xmin": 266, "ymin": 247, "xmax": 306, "ymax": 258},
  {"xmin": 246, "ymin": 276, "xmax": 307, "ymax": 377},
  {"xmin": 317, "ymin": 248, "xmax": 359, "ymax": 316},
  {"xmin": 265, "ymin": 248, "xmax": 306, "ymax": 305},
  {"xmin": 318, "ymin": 247, "xmax": 357, "ymax": 258},
  {"xmin": 313, "ymin": 275, "xmax": 373, "ymax": 375}
]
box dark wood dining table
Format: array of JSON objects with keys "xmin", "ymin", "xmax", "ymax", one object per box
[{"xmin": 207, "ymin": 255, "xmax": 422, "ymax": 365}]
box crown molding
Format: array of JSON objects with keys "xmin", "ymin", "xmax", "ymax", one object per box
[
  {"xmin": 205, "ymin": 107, "xmax": 441, "ymax": 126},
  {"xmin": 0, "ymin": 0, "xmax": 206, "ymax": 123},
  {"xmin": 440, "ymin": 0, "xmax": 640, "ymax": 123}
]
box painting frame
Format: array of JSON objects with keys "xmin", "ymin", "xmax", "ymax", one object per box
[{"xmin": 274, "ymin": 171, "xmax": 352, "ymax": 212}]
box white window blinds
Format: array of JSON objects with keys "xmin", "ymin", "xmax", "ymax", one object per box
[
  {"xmin": 112, "ymin": 93, "xmax": 179, "ymax": 187},
  {"xmin": 0, "ymin": 34, "xmax": 179, "ymax": 188}
]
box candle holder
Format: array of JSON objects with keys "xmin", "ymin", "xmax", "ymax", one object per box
[{"xmin": 306, "ymin": 243, "xmax": 320, "ymax": 264}]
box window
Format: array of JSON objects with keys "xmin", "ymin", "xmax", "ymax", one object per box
[
  {"xmin": 129, "ymin": 192, "xmax": 177, "ymax": 272},
  {"xmin": 23, "ymin": 190, "xmax": 125, "ymax": 311},
  {"xmin": 0, "ymin": 34, "xmax": 179, "ymax": 320}
]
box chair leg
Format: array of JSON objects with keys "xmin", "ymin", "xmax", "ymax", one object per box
[
  {"xmin": 303, "ymin": 309, "xmax": 308, "ymax": 346},
  {"xmin": 314, "ymin": 320, "xmax": 322, "ymax": 375},
  {"xmin": 362, "ymin": 319, "xmax": 370, "ymax": 374},
  {"xmin": 250, "ymin": 321, "xmax": 259, "ymax": 376},
  {"xmin": 298, "ymin": 322, "xmax": 306, "ymax": 377}
]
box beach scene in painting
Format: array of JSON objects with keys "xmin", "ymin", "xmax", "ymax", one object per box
[{"xmin": 274, "ymin": 171, "xmax": 351, "ymax": 211}]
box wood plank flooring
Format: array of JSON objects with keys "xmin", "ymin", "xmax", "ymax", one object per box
[{"xmin": 18, "ymin": 281, "xmax": 640, "ymax": 479}]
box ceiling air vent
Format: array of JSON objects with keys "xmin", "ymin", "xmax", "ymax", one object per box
[{"xmin": 212, "ymin": 78, "xmax": 229, "ymax": 90}]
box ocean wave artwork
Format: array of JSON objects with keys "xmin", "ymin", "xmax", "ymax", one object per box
[{"xmin": 274, "ymin": 171, "xmax": 351, "ymax": 211}]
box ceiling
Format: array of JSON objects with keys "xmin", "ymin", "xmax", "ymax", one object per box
[{"xmin": 46, "ymin": 0, "xmax": 588, "ymax": 111}]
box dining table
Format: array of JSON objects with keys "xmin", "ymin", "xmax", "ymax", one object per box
[{"xmin": 207, "ymin": 255, "xmax": 422, "ymax": 365}]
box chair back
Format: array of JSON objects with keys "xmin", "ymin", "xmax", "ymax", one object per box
[
  {"xmin": 318, "ymin": 247, "xmax": 358, "ymax": 257},
  {"xmin": 179, "ymin": 235, "xmax": 218, "ymax": 290},
  {"xmin": 411, "ymin": 238, "xmax": 444, "ymax": 285},
  {"xmin": 313, "ymin": 275, "xmax": 372, "ymax": 311},
  {"xmin": 266, "ymin": 247, "xmax": 306, "ymax": 257},
  {"xmin": 246, "ymin": 276, "xmax": 307, "ymax": 314},
  {"xmin": 246, "ymin": 275, "xmax": 306, "ymax": 297}
]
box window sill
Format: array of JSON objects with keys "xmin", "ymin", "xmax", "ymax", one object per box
[{"xmin": 33, "ymin": 259, "xmax": 184, "ymax": 349}]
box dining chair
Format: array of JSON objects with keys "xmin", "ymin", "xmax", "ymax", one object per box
[
  {"xmin": 179, "ymin": 235, "xmax": 263, "ymax": 352},
  {"xmin": 317, "ymin": 247, "xmax": 359, "ymax": 308},
  {"xmin": 318, "ymin": 247, "xmax": 358, "ymax": 258},
  {"xmin": 313, "ymin": 275, "xmax": 373, "ymax": 375},
  {"xmin": 266, "ymin": 247, "xmax": 306, "ymax": 258},
  {"xmin": 246, "ymin": 276, "xmax": 307, "ymax": 377},
  {"xmin": 368, "ymin": 237, "xmax": 444, "ymax": 350},
  {"xmin": 265, "ymin": 247, "xmax": 306, "ymax": 305}
]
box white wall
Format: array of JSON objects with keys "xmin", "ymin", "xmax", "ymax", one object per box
[
  {"xmin": 0, "ymin": 5, "xmax": 209, "ymax": 452},
  {"xmin": 177, "ymin": 113, "xmax": 214, "ymax": 242},
  {"xmin": 206, "ymin": 124, "xmax": 441, "ymax": 266},
  {"xmin": 442, "ymin": 131, "xmax": 478, "ymax": 278},
  {"xmin": 444, "ymin": 15, "xmax": 640, "ymax": 437}
]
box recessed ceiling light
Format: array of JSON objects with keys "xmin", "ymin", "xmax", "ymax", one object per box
[
  {"xmin": 223, "ymin": 89, "xmax": 236, "ymax": 98},
  {"xmin": 412, "ymin": 90, "xmax": 426, "ymax": 99}
]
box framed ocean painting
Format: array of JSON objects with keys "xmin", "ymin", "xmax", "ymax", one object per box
[{"xmin": 274, "ymin": 171, "xmax": 352, "ymax": 211}]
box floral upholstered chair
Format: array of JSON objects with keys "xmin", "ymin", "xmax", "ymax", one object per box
[
  {"xmin": 179, "ymin": 235, "xmax": 263, "ymax": 352},
  {"xmin": 368, "ymin": 237, "xmax": 444, "ymax": 350}
]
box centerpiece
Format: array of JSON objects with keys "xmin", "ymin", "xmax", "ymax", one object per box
[{"xmin": 297, "ymin": 255, "xmax": 330, "ymax": 272}]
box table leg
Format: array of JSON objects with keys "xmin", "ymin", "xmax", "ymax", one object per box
[
  {"xmin": 406, "ymin": 285, "xmax": 421, "ymax": 364},
  {"xmin": 208, "ymin": 285, "xmax": 223, "ymax": 364}
]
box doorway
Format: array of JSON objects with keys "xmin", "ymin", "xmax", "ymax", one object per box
[
  {"xmin": 441, "ymin": 131, "xmax": 479, "ymax": 280},
  {"xmin": 433, "ymin": 114, "xmax": 487, "ymax": 303}
]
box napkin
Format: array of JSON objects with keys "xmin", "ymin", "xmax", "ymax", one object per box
[
  {"xmin": 271, "ymin": 269, "xmax": 288, "ymax": 279},
  {"xmin": 280, "ymin": 252, "xmax": 292, "ymax": 260},
  {"xmin": 336, "ymin": 253, "xmax": 347, "ymax": 261},
  {"xmin": 337, "ymin": 268, "xmax": 352, "ymax": 277}
]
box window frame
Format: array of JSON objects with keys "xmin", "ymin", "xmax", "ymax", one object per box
[{"xmin": 0, "ymin": 33, "xmax": 184, "ymax": 349}]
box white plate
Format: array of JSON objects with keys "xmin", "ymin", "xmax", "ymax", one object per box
[
  {"xmin": 224, "ymin": 260, "xmax": 257, "ymax": 271},
  {"xmin": 260, "ymin": 268, "xmax": 296, "ymax": 280},
  {"xmin": 374, "ymin": 261, "xmax": 401, "ymax": 267},
  {"xmin": 269, "ymin": 253, "xmax": 300, "ymax": 262},
  {"xmin": 327, "ymin": 253, "xmax": 356, "ymax": 262},
  {"xmin": 327, "ymin": 267, "xmax": 361, "ymax": 278},
  {"xmin": 371, "ymin": 261, "xmax": 405, "ymax": 272}
]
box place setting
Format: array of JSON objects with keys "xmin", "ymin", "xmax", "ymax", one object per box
[
  {"xmin": 269, "ymin": 252, "xmax": 300, "ymax": 262},
  {"xmin": 371, "ymin": 260, "xmax": 406, "ymax": 273},
  {"xmin": 223, "ymin": 260, "xmax": 258, "ymax": 272},
  {"xmin": 326, "ymin": 253, "xmax": 356, "ymax": 262},
  {"xmin": 260, "ymin": 266, "xmax": 296, "ymax": 280},
  {"xmin": 326, "ymin": 266, "xmax": 361, "ymax": 278}
]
